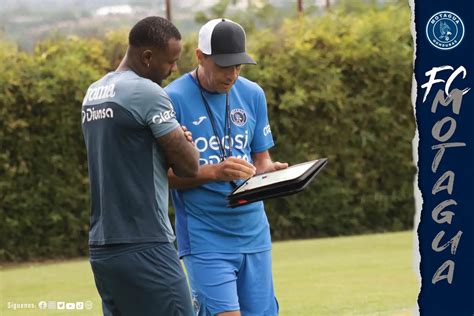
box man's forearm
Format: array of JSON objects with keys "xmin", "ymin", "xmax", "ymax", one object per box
[
  {"xmin": 169, "ymin": 143, "xmax": 200, "ymax": 177},
  {"xmin": 168, "ymin": 164, "xmax": 217, "ymax": 190},
  {"xmin": 156, "ymin": 126, "xmax": 199, "ymax": 178}
]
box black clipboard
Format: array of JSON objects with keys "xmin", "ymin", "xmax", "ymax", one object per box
[{"xmin": 226, "ymin": 158, "xmax": 328, "ymax": 208}]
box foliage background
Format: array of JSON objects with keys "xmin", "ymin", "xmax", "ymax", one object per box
[{"xmin": 0, "ymin": 4, "xmax": 415, "ymax": 261}]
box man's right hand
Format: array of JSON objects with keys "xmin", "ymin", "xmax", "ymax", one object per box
[{"xmin": 213, "ymin": 157, "xmax": 256, "ymax": 181}]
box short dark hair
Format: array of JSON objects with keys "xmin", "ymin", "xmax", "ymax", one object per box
[{"xmin": 129, "ymin": 16, "xmax": 181, "ymax": 49}]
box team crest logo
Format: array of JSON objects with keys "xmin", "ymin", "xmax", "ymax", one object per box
[
  {"xmin": 230, "ymin": 108, "xmax": 247, "ymax": 126},
  {"xmin": 426, "ymin": 11, "xmax": 464, "ymax": 50}
]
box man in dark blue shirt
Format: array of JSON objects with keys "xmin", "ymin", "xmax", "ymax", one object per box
[{"xmin": 82, "ymin": 16, "xmax": 199, "ymax": 315}]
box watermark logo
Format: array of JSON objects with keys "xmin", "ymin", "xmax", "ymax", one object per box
[
  {"xmin": 85, "ymin": 301, "xmax": 93, "ymax": 310},
  {"xmin": 76, "ymin": 301, "xmax": 84, "ymax": 310},
  {"xmin": 426, "ymin": 11, "xmax": 464, "ymax": 50},
  {"xmin": 7, "ymin": 302, "xmax": 36, "ymax": 311},
  {"xmin": 7, "ymin": 300, "xmax": 93, "ymax": 311}
]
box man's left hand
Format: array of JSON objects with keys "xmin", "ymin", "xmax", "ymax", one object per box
[
  {"xmin": 271, "ymin": 161, "xmax": 289, "ymax": 171},
  {"xmin": 181, "ymin": 125, "xmax": 194, "ymax": 144}
]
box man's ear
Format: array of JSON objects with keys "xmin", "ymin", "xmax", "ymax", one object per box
[
  {"xmin": 141, "ymin": 49, "xmax": 153, "ymax": 67},
  {"xmin": 195, "ymin": 48, "xmax": 204, "ymax": 64}
]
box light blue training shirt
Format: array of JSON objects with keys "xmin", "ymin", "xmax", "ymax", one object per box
[{"xmin": 165, "ymin": 73, "xmax": 275, "ymax": 257}]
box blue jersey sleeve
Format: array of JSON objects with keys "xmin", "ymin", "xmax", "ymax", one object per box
[
  {"xmin": 251, "ymin": 86, "xmax": 274, "ymax": 153},
  {"xmin": 130, "ymin": 81, "xmax": 180, "ymax": 138},
  {"xmin": 164, "ymin": 88, "xmax": 182, "ymax": 123}
]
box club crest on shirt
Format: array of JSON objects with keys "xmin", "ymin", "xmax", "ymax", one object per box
[{"xmin": 230, "ymin": 108, "xmax": 247, "ymax": 126}]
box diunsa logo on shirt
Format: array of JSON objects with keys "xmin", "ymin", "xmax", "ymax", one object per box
[{"xmin": 82, "ymin": 107, "xmax": 114, "ymax": 124}]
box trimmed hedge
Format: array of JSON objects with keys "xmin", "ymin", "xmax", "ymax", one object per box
[
  {"xmin": 0, "ymin": 5, "xmax": 415, "ymax": 261},
  {"xmin": 243, "ymin": 6, "xmax": 415, "ymax": 239},
  {"xmin": 0, "ymin": 37, "xmax": 109, "ymax": 261}
]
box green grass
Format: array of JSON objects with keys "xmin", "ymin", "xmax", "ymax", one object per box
[
  {"xmin": 1, "ymin": 231, "xmax": 419, "ymax": 315},
  {"xmin": 273, "ymin": 231, "xmax": 419, "ymax": 315}
]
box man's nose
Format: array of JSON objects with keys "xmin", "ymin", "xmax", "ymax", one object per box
[{"xmin": 226, "ymin": 66, "xmax": 239, "ymax": 78}]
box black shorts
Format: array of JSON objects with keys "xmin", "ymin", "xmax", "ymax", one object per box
[{"xmin": 90, "ymin": 242, "xmax": 194, "ymax": 316}]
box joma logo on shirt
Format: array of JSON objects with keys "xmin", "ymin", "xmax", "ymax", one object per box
[
  {"xmin": 82, "ymin": 107, "xmax": 114, "ymax": 123},
  {"xmin": 152, "ymin": 110, "xmax": 176, "ymax": 124},
  {"xmin": 84, "ymin": 84, "xmax": 116, "ymax": 102}
]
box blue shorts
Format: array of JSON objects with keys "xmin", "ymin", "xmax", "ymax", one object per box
[
  {"xmin": 183, "ymin": 251, "xmax": 278, "ymax": 316},
  {"xmin": 90, "ymin": 242, "xmax": 194, "ymax": 316}
]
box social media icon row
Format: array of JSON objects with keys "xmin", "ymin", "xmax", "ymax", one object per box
[{"xmin": 38, "ymin": 301, "xmax": 92, "ymax": 310}]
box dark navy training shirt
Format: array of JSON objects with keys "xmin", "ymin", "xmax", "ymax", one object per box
[{"xmin": 82, "ymin": 70, "xmax": 179, "ymax": 246}]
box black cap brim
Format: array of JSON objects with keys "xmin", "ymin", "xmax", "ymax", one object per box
[{"xmin": 210, "ymin": 52, "xmax": 256, "ymax": 67}]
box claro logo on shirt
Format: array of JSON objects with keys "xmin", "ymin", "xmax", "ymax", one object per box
[
  {"xmin": 263, "ymin": 124, "xmax": 271, "ymax": 136},
  {"xmin": 152, "ymin": 110, "xmax": 176, "ymax": 124}
]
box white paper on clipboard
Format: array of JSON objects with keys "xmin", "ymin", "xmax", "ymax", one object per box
[{"xmin": 232, "ymin": 160, "xmax": 317, "ymax": 194}]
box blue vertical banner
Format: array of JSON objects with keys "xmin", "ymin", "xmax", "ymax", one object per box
[{"xmin": 414, "ymin": 1, "xmax": 474, "ymax": 315}]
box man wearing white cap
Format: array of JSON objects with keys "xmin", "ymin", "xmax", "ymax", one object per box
[{"xmin": 165, "ymin": 18, "xmax": 287, "ymax": 316}]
